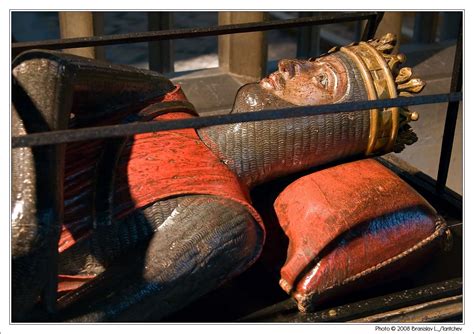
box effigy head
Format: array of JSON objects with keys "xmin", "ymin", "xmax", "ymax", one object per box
[
  {"xmin": 233, "ymin": 33, "xmax": 425, "ymax": 154},
  {"xmin": 261, "ymin": 33, "xmax": 425, "ymax": 104}
]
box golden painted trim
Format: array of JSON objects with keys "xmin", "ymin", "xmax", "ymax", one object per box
[
  {"xmin": 360, "ymin": 42, "xmax": 400, "ymax": 152},
  {"xmin": 340, "ymin": 46, "xmax": 379, "ymax": 155}
]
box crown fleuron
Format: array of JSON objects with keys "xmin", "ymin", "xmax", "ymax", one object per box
[
  {"xmin": 326, "ymin": 33, "xmax": 426, "ymax": 154},
  {"xmin": 366, "ymin": 33, "xmax": 425, "ymax": 153},
  {"xmin": 367, "ymin": 33, "xmax": 426, "ymax": 98}
]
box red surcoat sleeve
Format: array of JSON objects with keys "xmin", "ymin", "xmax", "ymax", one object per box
[{"xmin": 57, "ymin": 86, "xmax": 264, "ymax": 293}]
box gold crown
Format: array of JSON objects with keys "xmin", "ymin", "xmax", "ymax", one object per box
[{"xmin": 329, "ymin": 33, "xmax": 425, "ymax": 154}]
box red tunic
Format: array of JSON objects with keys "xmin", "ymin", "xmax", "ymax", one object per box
[{"xmin": 58, "ymin": 86, "xmax": 264, "ymax": 293}]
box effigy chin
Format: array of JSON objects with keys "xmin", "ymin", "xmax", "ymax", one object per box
[{"xmin": 11, "ymin": 33, "xmax": 448, "ymax": 322}]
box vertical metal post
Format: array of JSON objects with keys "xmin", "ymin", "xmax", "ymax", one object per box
[
  {"xmin": 354, "ymin": 20, "xmax": 363, "ymax": 41},
  {"xmin": 148, "ymin": 12, "xmax": 174, "ymax": 73},
  {"xmin": 374, "ymin": 12, "xmax": 402, "ymax": 53},
  {"xmin": 58, "ymin": 11, "xmax": 104, "ymax": 59},
  {"xmin": 297, "ymin": 12, "xmax": 320, "ymax": 59},
  {"xmin": 436, "ymin": 19, "xmax": 463, "ymax": 192},
  {"xmin": 439, "ymin": 12, "xmax": 462, "ymax": 41},
  {"xmin": 413, "ymin": 12, "xmax": 439, "ymax": 43},
  {"xmin": 361, "ymin": 12, "xmax": 384, "ymax": 41},
  {"xmin": 218, "ymin": 12, "xmax": 268, "ymax": 81}
]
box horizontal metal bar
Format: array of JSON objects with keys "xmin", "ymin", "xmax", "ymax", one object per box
[
  {"xmin": 11, "ymin": 12, "xmax": 378, "ymax": 54},
  {"xmin": 348, "ymin": 295, "xmax": 462, "ymax": 323},
  {"xmin": 240, "ymin": 278, "xmax": 462, "ymax": 322},
  {"xmin": 12, "ymin": 92, "xmax": 462, "ymax": 148}
]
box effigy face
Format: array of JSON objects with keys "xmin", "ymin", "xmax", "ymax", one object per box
[{"xmin": 260, "ymin": 55, "xmax": 349, "ymax": 106}]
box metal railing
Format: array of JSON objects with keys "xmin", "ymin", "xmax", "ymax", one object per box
[
  {"xmin": 11, "ymin": 93, "xmax": 462, "ymax": 148},
  {"xmin": 11, "ymin": 12, "xmax": 380, "ymax": 54},
  {"xmin": 11, "ymin": 11, "xmax": 463, "ymax": 195}
]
